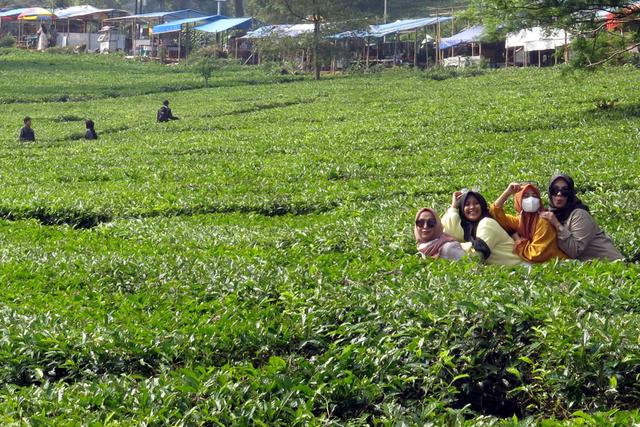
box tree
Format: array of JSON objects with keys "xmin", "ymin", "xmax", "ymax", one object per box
[
  {"xmin": 193, "ymin": 57, "xmax": 216, "ymax": 86},
  {"xmin": 247, "ymin": 0, "xmax": 363, "ymax": 79},
  {"xmin": 467, "ymin": 0, "xmax": 640, "ymax": 68},
  {"xmin": 234, "ymin": 0, "xmax": 244, "ymax": 18}
]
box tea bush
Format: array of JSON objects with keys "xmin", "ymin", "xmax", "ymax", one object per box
[{"xmin": 1, "ymin": 52, "xmax": 640, "ymax": 425}]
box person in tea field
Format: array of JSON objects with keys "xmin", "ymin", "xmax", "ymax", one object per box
[
  {"xmin": 19, "ymin": 117, "xmax": 35, "ymax": 142},
  {"xmin": 441, "ymin": 190, "xmax": 524, "ymax": 267},
  {"xmin": 540, "ymin": 174, "xmax": 624, "ymax": 261},
  {"xmin": 84, "ymin": 120, "xmax": 98, "ymax": 140},
  {"xmin": 36, "ymin": 24, "xmax": 48, "ymax": 51},
  {"xmin": 157, "ymin": 100, "xmax": 179, "ymax": 122},
  {"xmin": 414, "ymin": 207, "xmax": 466, "ymax": 260},
  {"xmin": 48, "ymin": 24, "xmax": 58, "ymax": 47},
  {"xmin": 489, "ymin": 182, "xmax": 569, "ymax": 263}
]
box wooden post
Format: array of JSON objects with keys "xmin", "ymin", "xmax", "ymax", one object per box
[
  {"xmin": 393, "ymin": 33, "xmax": 397, "ymax": 65},
  {"xmin": 413, "ymin": 30, "xmax": 418, "ymax": 67},
  {"xmin": 479, "ymin": 43, "xmax": 482, "ymax": 57},
  {"xmin": 435, "ymin": 11, "xmax": 440, "ymax": 66},
  {"xmin": 366, "ymin": 36, "xmax": 370, "ymax": 66},
  {"xmin": 235, "ymin": 37, "xmax": 238, "ymax": 59},
  {"xmin": 538, "ymin": 49, "xmax": 541, "ymax": 67},
  {"xmin": 564, "ymin": 30, "xmax": 568, "ymax": 62},
  {"xmin": 449, "ymin": 13, "xmax": 455, "ymax": 59},
  {"xmin": 178, "ymin": 26, "xmax": 181, "ymax": 60},
  {"xmin": 185, "ymin": 23, "xmax": 189, "ymax": 58},
  {"xmin": 505, "ymin": 47, "xmax": 508, "ymax": 68},
  {"xmin": 554, "ymin": 47, "xmax": 558, "ymax": 65},
  {"xmin": 424, "ymin": 29, "xmax": 428, "ymax": 67}
]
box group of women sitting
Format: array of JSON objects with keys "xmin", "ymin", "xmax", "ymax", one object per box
[{"xmin": 414, "ymin": 174, "xmax": 624, "ymax": 266}]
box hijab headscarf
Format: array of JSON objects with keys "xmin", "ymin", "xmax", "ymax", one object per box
[
  {"xmin": 548, "ymin": 174, "xmax": 590, "ymax": 224},
  {"xmin": 513, "ymin": 184, "xmax": 543, "ymax": 254},
  {"xmin": 414, "ymin": 207, "xmax": 459, "ymax": 258},
  {"xmin": 458, "ymin": 191, "xmax": 492, "ymax": 260}
]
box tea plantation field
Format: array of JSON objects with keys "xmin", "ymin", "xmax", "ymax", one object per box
[{"xmin": 1, "ymin": 49, "xmax": 640, "ymax": 426}]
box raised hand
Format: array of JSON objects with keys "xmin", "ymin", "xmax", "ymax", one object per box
[{"xmin": 451, "ymin": 191, "xmax": 463, "ymax": 209}]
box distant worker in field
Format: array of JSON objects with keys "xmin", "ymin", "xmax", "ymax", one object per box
[
  {"xmin": 19, "ymin": 117, "xmax": 35, "ymax": 142},
  {"xmin": 157, "ymin": 100, "xmax": 179, "ymax": 122},
  {"xmin": 490, "ymin": 182, "xmax": 568, "ymax": 263},
  {"xmin": 85, "ymin": 120, "xmax": 98, "ymax": 140},
  {"xmin": 48, "ymin": 24, "xmax": 58, "ymax": 47},
  {"xmin": 414, "ymin": 207, "xmax": 466, "ymax": 260}
]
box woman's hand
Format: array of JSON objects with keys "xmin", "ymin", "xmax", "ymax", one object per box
[
  {"xmin": 494, "ymin": 182, "xmax": 521, "ymax": 208},
  {"xmin": 505, "ymin": 182, "xmax": 521, "ymax": 195},
  {"xmin": 451, "ymin": 191, "xmax": 463, "ymax": 209},
  {"xmin": 540, "ymin": 211, "xmax": 562, "ymax": 229},
  {"xmin": 511, "ymin": 232, "xmax": 521, "ymax": 241}
]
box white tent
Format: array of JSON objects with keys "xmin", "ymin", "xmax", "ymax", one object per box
[
  {"xmin": 505, "ymin": 27, "xmax": 570, "ymax": 52},
  {"xmin": 54, "ymin": 5, "xmax": 100, "ymax": 18}
]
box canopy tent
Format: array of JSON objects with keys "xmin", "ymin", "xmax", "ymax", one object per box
[
  {"xmin": 240, "ymin": 23, "xmax": 314, "ymax": 39},
  {"xmin": 58, "ymin": 8, "xmax": 129, "ymax": 20},
  {"xmin": 337, "ymin": 17, "xmax": 452, "ymax": 38},
  {"xmin": 194, "ymin": 17, "xmax": 256, "ymax": 33},
  {"xmin": 439, "ymin": 26, "xmax": 484, "ymax": 49},
  {"xmin": 153, "ymin": 15, "xmax": 225, "ymax": 34},
  {"xmin": 0, "ymin": 8, "xmax": 29, "ymax": 19},
  {"xmin": 105, "ymin": 9, "xmax": 210, "ymax": 22},
  {"xmin": 54, "ymin": 5, "xmax": 99, "ymax": 18},
  {"xmin": 505, "ymin": 27, "xmax": 570, "ymax": 52}
]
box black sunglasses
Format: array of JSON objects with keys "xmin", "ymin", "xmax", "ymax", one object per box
[
  {"xmin": 549, "ymin": 186, "xmax": 572, "ymax": 197},
  {"xmin": 416, "ymin": 218, "xmax": 437, "ymax": 228}
]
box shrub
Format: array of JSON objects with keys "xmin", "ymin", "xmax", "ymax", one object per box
[
  {"xmin": 0, "ymin": 36, "xmax": 16, "ymax": 48},
  {"xmin": 190, "ymin": 45, "xmax": 228, "ymax": 60},
  {"xmin": 157, "ymin": 45, "xmax": 168, "ymax": 64},
  {"xmin": 192, "ymin": 56, "xmax": 216, "ymax": 86},
  {"xmin": 46, "ymin": 46, "xmax": 75, "ymax": 55}
]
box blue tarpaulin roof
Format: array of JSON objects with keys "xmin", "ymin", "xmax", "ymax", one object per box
[
  {"xmin": 153, "ymin": 15, "xmax": 226, "ymax": 34},
  {"xmin": 54, "ymin": 5, "xmax": 99, "ymax": 18},
  {"xmin": 439, "ymin": 26, "xmax": 485, "ymax": 49},
  {"xmin": 106, "ymin": 9, "xmax": 209, "ymax": 22},
  {"xmin": 337, "ymin": 17, "xmax": 452, "ymax": 38},
  {"xmin": 194, "ymin": 17, "xmax": 257, "ymax": 33},
  {"xmin": 239, "ymin": 24, "xmax": 314, "ymax": 39},
  {"xmin": 57, "ymin": 8, "xmax": 129, "ymax": 20},
  {"xmin": 0, "ymin": 8, "xmax": 28, "ymax": 19},
  {"xmin": 239, "ymin": 25, "xmax": 276, "ymax": 39}
]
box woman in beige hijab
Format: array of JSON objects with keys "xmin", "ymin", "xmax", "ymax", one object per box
[{"xmin": 414, "ymin": 207, "xmax": 466, "ymax": 260}]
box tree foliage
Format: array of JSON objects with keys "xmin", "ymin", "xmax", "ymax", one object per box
[
  {"xmin": 246, "ymin": 0, "xmax": 365, "ymax": 79},
  {"xmin": 468, "ymin": 0, "xmax": 640, "ymax": 68}
]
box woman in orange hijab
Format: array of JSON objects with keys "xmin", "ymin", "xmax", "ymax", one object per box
[{"xmin": 489, "ymin": 182, "xmax": 569, "ymax": 263}]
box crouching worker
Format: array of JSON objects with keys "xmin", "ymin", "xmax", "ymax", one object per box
[
  {"xmin": 85, "ymin": 120, "xmax": 98, "ymax": 140},
  {"xmin": 442, "ymin": 190, "xmax": 524, "ymax": 267},
  {"xmin": 490, "ymin": 182, "xmax": 568, "ymax": 263},
  {"xmin": 414, "ymin": 207, "xmax": 466, "ymax": 260},
  {"xmin": 157, "ymin": 100, "xmax": 179, "ymax": 122}
]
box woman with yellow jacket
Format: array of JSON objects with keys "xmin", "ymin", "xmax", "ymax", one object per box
[
  {"xmin": 490, "ymin": 182, "xmax": 568, "ymax": 263},
  {"xmin": 442, "ymin": 190, "xmax": 524, "ymax": 267}
]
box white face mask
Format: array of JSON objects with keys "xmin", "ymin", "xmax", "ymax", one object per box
[{"xmin": 521, "ymin": 196, "xmax": 541, "ymax": 213}]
